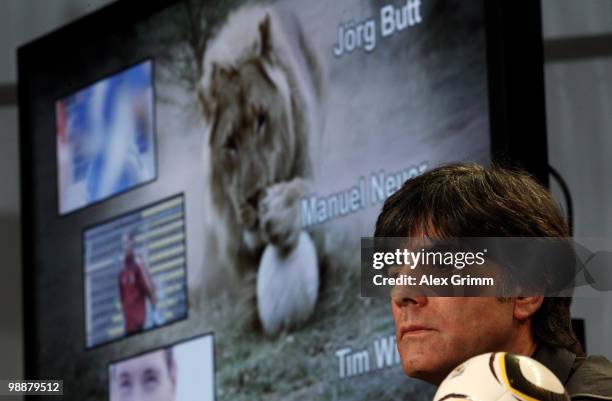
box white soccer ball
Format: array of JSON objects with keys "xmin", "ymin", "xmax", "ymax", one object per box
[
  {"xmin": 257, "ymin": 231, "xmax": 319, "ymax": 335},
  {"xmin": 433, "ymin": 352, "xmax": 569, "ymax": 401}
]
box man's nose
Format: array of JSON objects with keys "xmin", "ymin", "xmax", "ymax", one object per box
[{"xmin": 391, "ymin": 292, "xmax": 428, "ymax": 308}]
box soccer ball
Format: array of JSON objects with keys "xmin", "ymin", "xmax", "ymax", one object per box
[
  {"xmin": 257, "ymin": 231, "xmax": 319, "ymax": 335},
  {"xmin": 433, "ymin": 352, "xmax": 569, "ymax": 401}
]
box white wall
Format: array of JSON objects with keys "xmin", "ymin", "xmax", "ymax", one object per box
[
  {"xmin": 0, "ymin": 0, "xmax": 116, "ymax": 387},
  {"xmin": 0, "ymin": 105, "xmax": 22, "ymax": 382},
  {"xmin": 541, "ymin": 1, "xmax": 612, "ymax": 359},
  {"xmin": 541, "ymin": 0, "xmax": 612, "ymax": 38},
  {"xmin": 0, "ymin": 0, "xmax": 116, "ymax": 84}
]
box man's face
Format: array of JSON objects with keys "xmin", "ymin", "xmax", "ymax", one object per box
[
  {"xmin": 113, "ymin": 350, "xmax": 176, "ymax": 401},
  {"xmin": 121, "ymin": 234, "xmax": 133, "ymax": 252},
  {"xmin": 391, "ymin": 295, "xmax": 516, "ymax": 385},
  {"xmin": 122, "ymin": 233, "xmax": 133, "ymax": 253}
]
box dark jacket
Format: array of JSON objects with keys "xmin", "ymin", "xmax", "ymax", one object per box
[{"xmin": 533, "ymin": 344, "xmax": 612, "ymax": 399}]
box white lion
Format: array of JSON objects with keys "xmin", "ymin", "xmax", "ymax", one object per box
[{"xmin": 198, "ymin": 5, "xmax": 325, "ymax": 335}]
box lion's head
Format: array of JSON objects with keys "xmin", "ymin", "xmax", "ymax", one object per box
[{"xmin": 198, "ymin": 9, "xmax": 313, "ymax": 243}]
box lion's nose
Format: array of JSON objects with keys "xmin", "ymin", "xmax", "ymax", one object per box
[
  {"xmin": 238, "ymin": 190, "xmax": 263, "ymax": 229},
  {"xmin": 246, "ymin": 190, "xmax": 262, "ymax": 209},
  {"xmin": 240, "ymin": 206, "xmax": 258, "ymax": 229}
]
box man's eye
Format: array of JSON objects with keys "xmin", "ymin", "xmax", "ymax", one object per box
[
  {"xmin": 388, "ymin": 266, "xmax": 401, "ymax": 279},
  {"xmin": 119, "ymin": 377, "xmax": 132, "ymax": 391},
  {"xmin": 143, "ymin": 371, "xmax": 160, "ymax": 391}
]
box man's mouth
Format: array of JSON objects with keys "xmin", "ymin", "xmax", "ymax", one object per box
[{"xmin": 399, "ymin": 325, "xmax": 434, "ymax": 339}]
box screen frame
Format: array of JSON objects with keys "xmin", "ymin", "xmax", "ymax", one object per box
[
  {"xmin": 485, "ymin": 1, "xmax": 549, "ymax": 186},
  {"xmin": 18, "ymin": 0, "xmax": 182, "ymax": 386},
  {"xmin": 18, "ymin": 0, "xmax": 548, "ymax": 386}
]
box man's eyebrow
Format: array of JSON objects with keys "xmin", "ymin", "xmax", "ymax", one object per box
[
  {"xmin": 387, "ymin": 264, "xmax": 414, "ymax": 277},
  {"xmin": 143, "ymin": 366, "xmax": 161, "ymax": 377}
]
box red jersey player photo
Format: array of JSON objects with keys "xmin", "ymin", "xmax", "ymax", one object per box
[{"xmin": 118, "ymin": 231, "xmax": 157, "ymax": 335}]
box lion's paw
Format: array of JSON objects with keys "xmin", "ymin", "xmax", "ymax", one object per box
[{"xmin": 259, "ymin": 180, "xmax": 304, "ymax": 252}]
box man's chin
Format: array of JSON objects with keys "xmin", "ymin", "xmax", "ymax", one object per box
[{"xmin": 401, "ymin": 357, "xmax": 453, "ymax": 386}]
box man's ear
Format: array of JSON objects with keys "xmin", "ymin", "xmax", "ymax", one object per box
[{"xmin": 513, "ymin": 296, "xmax": 544, "ymax": 321}]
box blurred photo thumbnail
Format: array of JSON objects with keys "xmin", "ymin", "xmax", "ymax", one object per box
[{"xmin": 84, "ymin": 195, "xmax": 188, "ymax": 348}]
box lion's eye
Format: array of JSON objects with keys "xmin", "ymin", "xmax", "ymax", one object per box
[
  {"xmin": 224, "ymin": 137, "xmax": 238, "ymax": 156},
  {"xmin": 256, "ymin": 113, "xmax": 266, "ymax": 133}
]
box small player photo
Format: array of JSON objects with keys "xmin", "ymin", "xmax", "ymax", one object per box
[
  {"xmin": 56, "ymin": 59, "xmax": 157, "ymax": 215},
  {"xmin": 109, "ymin": 333, "xmax": 215, "ymax": 401},
  {"xmin": 83, "ymin": 195, "xmax": 188, "ymax": 348}
]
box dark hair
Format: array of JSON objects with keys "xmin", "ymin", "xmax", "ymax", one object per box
[
  {"xmin": 374, "ymin": 162, "xmax": 584, "ymax": 356},
  {"xmin": 164, "ymin": 347, "xmax": 174, "ymax": 371},
  {"xmin": 163, "ymin": 347, "xmax": 177, "ymax": 387}
]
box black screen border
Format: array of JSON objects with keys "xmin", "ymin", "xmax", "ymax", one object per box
[
  {"xmin": 485, "ymin": 0, "xmax": 549, "ymax": 186},
  {"xmin": 18, "ymin": 0, "xmax": 181, "ymax": 387}
]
